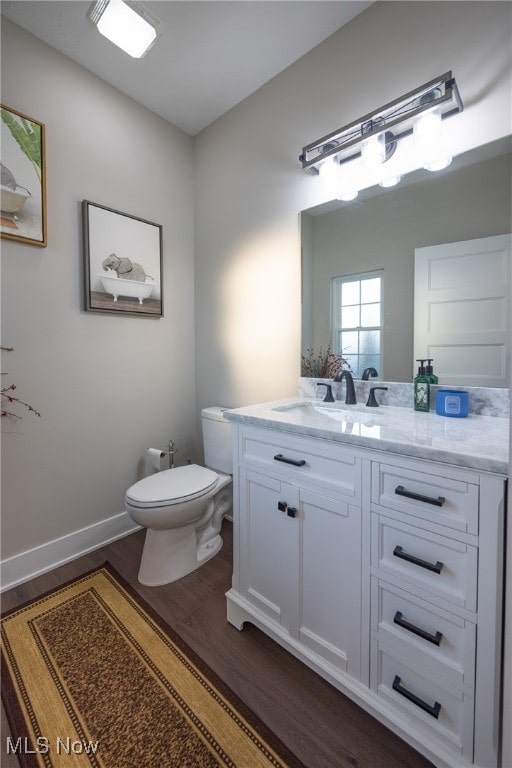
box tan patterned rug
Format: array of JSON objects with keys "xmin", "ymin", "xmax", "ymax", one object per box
[{"xmin": 1, "ymin": 563, "xmax": 306, "ymax": 768}]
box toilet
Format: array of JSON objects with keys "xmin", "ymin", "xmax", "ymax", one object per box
[{"xmin": 125, "ymin": 407, "xmax": 233, "ymax": 586}]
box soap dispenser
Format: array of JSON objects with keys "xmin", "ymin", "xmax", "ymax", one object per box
[
  {"xmin": 414, "ymin": 360, "xmax": 430, "ymax": 412},
  {"xmin": 426, "ymin": 359, "xmax": 438, "ymax": 384}
]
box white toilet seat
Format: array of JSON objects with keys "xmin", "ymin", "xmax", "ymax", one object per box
[{"xmin": 126, "ymin": 465, "xmax": 218, "ymax": 509}]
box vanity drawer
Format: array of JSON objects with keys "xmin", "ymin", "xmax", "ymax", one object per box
[
  {"xmin": 371, "ymin": 639, "xmax": 474, "ymax": 760},
  {"xmin": 371, "ymin": 513, "xmax": 477, "ymax": 612},
  {"xmin": 371, "ymin": 578, "xmax": 476, "ymax": 690},
  {"xmin": 238, "ymin": 426, "xmax": 361, "ymax": 499},
  {"xmin": 372, "ymin": 462, "xmax": 478, "ymax": 534}
]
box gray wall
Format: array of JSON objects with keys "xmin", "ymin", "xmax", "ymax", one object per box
[{"xmin": 1, "ymin": 19, "xmax": 197, "ymax": 562}]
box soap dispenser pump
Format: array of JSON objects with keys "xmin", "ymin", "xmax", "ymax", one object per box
[
  {"xmin": 414, "ymin": 359, "xmax": 430, "ymax": 412},
  {"xmin": 426, "ymin": 359, "xmax": 438, "ymax": 384}
]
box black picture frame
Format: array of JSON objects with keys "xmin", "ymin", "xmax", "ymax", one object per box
[{"xmin": 82, "ymin": 200, "xmax": 163, "ymax": 317}]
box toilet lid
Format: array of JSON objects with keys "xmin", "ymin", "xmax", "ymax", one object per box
[{"xmin": 126, "ymin": 465, "xmax": 218, "ymax": 508}]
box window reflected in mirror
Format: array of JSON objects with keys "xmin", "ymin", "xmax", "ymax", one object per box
[{"xmin": 333, "ymin": 271, "xmax": 382, "ymax": 378}]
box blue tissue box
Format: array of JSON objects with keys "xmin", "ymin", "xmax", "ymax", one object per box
[{"xmin": 435, "ymin": 389, "xmax": 469, "ymax": 418}]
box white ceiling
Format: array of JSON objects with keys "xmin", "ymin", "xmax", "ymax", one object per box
[{"xmin": 1, "ymin": 1, "xmax": 373, "ymax": 135}]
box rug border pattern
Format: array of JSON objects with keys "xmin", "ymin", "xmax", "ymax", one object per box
[{"xmin": 1, "ymin": 562, "xmax": 308, "ymax": 768}]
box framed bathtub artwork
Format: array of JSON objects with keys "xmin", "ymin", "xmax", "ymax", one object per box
[
  {"xmin": 1, "ymin": 105, "xmax": 47, "ymax": 247},
  {"xmin": 82, "ymin": 200, "xmax": 163, "ymax": 317}
]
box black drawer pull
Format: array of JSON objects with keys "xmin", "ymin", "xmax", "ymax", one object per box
[
  {"xmin": 394, "ymin": 611, "xmax": 443, "ymax": 646},
  {"xmin": 274, "ymin": 453, "xmax": 306, "ymax": 467},
  {"xmin": 392, "ymin": 675, "xmax": 441, "ymax": 719},
  {"xmin": 393, "ymin": 545, "xmax": 443, "ymax": 574},
  {"xmin": 287, "ymin": 506, "xmax": 297, "ymax": 518},
  {"xmin": 395, "ymin": 485, "xmax": 445, "ymax": 507}
]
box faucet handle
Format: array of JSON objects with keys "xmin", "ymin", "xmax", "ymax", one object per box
[
  {"xmin": 317, "ymin": 382, "xmax": 335, "ymax": 402},
  {"xmin": 366, "ymin": 386, "xmax": 388, "ymax": 407}
]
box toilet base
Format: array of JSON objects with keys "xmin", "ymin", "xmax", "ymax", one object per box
[
  {"xmin": 133, "ymin": 473, "xmax": 232, "ymax": 586},
  {"xmin": 137, "ymin": 523, "xmax": 216, "ymax": 586},
  {"xmin": 197, "ymin": 533, "xmax": 223, "ymax": 566}
]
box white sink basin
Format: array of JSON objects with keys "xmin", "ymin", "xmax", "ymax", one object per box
[{"xmin": 272, "ymin": 401, "xmax": 383, "ymax": 425}]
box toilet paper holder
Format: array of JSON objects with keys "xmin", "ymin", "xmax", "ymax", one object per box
[{"xmin": 167, "ymin": 439, "xmax": 177, "ymax": 468}]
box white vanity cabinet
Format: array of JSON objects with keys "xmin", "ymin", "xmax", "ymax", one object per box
[
  {"xmin": 226, "ymin": 414, "xmax": 507, "ymax": 768},
  {"xmin": 368, "ymin": 454, "xmax": 506, "ymax": 767},
  {"xmin": 227, "ymin": 425, "xmax": 364, "ymax": 682}
]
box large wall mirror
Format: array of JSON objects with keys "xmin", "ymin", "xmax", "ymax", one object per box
[{"xmin": 301, "ymin": 137, "xmax": 511, "ymax": 387}]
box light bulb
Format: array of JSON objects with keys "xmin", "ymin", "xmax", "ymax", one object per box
[
  {"xmin": 319, "ymin": 157, "xmax": 339, "ymax": 182},
  {"xmin": 361, "ymin": 133, "xmax": 386, "ymax": 167},
  {"xmin": 338, "ymin": 188, "xmax": 359, "ymax": 202},
  {"xmin": 414, "ymin": 109, "xmax": 442, "ymax": 149},
  {"xmin": 414, "ymin": 108, "xmax": 452, "ymax": 171},
  {"xmin": 424, "ymin": 157, "xmax": 452, "ymax": 172},
  {"xmin": 379, "ymin": 176, "xmax": 401, "ymax": 188},
  {"xmin": 319, "ymin": 157, "xmax": 341, "ymax": 199}
]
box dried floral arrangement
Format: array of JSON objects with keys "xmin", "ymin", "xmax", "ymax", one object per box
[
  {"xmin": 301, "ymin": 344, "xmax": 349, "ymax": 378},
  {"xmin": 1, "ymin": 346, "xmax": 41, "ymax": 421}
]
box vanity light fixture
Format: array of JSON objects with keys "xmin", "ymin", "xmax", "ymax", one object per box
[
  {"xmin": 87, "ymin": 0, "xmax": 162, "ymax": 58},
  {"xmin": 300, "ymin": 72, "xmax": 463, "ymax": 192}
]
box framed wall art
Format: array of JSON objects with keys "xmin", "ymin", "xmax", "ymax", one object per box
[
  {"xmin": 82, "ymin": 200, "xmax": 163, "ymax": 317},
  {"xmin": 1, "ymin": 105, "xmax": 47, "ymax": 247}
]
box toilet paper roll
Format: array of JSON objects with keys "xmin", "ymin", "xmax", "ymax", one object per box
[{"xmin": 147, "ymin": 447, "xmax": 166, "ymax": 471}]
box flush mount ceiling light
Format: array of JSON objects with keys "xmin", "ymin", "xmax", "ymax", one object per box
[
  {"xmin": 87, "ymin": 0, "xmax": 162, "ymax": 58},
  {"xmin": 300, "ymin": 72, "xmax": 463, "ymax": 197}
]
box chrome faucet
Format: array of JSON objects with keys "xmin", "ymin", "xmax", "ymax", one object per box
[{"xmin": 334, "ymin": 370, "xmax": 357, "ymax": 404}]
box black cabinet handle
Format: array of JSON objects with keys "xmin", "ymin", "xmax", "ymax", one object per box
[
  {"xmin": 393, "ymin": 545, "xmax": 443, "ymax": 574},
  {"xmin": 395, "ymin": 485, "xmax": 445, "ymax": 507},
  {"xmin": 392, "ymin": 675, "xmax": 441, "ymax": 719},
  {"xmin": 274, "ymin": 453, "xmax": 306, "ymax": 467},
  {"xmin": 278, "ymin": 501, "xmax": 297, "ymax": 517},
  {"xmin": 393, "ymin": 611, "xmax": 443, "ymax": 646}
]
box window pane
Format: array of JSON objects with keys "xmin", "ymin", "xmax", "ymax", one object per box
[
  {"xmin": 361, "ymin": 303, "xmax": 380, "ymax": 327},
  {"xmin": 361, "ymin": 277, "xmax": 380, "ymax": 303},
  {"xmin": 360, "ymin": 330, "xmax": 380, "ymax": 354},
  {"xmin": 342, "ymin": 280, "xmax": 360, "ymax": 306},
  {"xmin": 342, "ymin": 305, "xmax": 360, "ymax": 328},
  {"xmin": 343, "ymin": 354, "xmax": 358, "ymax": 373},
  {"xmin": 340, "ymin": 331, "xmax": 359, "ymax": 356}
]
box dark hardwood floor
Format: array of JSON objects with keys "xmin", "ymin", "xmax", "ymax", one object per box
[{"xmin": 1, "ymin": 522, "xmax": 434, "ymax": 768}]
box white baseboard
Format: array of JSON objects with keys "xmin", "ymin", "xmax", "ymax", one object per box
[{"xmin": 0, "ymin": 511, "xmax": 140, "ymax": 592}]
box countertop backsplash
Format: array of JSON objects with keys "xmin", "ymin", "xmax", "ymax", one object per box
[{"xmin": 298, "ymin": 378, "xmax": 509, "ymax": 418}]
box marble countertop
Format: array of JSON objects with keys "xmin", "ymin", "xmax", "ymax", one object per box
[{"xmin": 224, "ymin": 397, "xmax": 509, "ymax": 475}]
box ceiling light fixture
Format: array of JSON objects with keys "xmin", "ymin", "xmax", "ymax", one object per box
[
  {"xmin": 87, "ymin": 0, "xmax": 162, "ymax": 58},
  {"xmin": 299, "ymin": 72, "xmax": 463, "ymax": 193}
]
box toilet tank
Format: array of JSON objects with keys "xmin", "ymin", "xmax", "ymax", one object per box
[{"xmin": 201, "ymin": 407, "xmax": 232, "ymax": 474}]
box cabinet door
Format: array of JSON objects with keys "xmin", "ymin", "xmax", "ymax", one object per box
[
  {"xmin": 297, "ymin": 488, "xmax": 362, "ymax": 679},
  {"xmin": 238, "ymin": 468, "xmax": 298, "ymax": 631}
]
